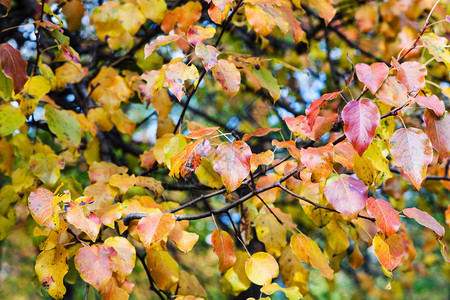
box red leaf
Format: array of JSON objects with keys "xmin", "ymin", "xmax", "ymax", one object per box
[
  {"xmin": 0, "ymin": 43, "xmax": 28, "ymax": 93},
  {"xmin": 75, "ymin": 245, "xmax": 112, "ymax": 292},
  {"xmin": 305, "ymin": 90, "xmax": 342, "ymax": 129},
  {"xmin": 403, "ymin": 207, "xmax": 445, "ymax": 237},
  {"xmin": 324, "ymin": 174, "xmax": 368, "ymax": 217},
  {"xmin": 211, "ymin": 59, "xmax": 241, "ymax": 97},
  {"xmin": 355, "ymin": 62, "xmax": 389, "ymax": 94},
  {"xmin": 28, "ymin": 188, "xmax": 60, "ymax": 229},
  {"xmin": 310, "ymin": 113, "xmax": 338, "ymax": 141},
  {"xmin": 366, "ymin": 197, "xmax": 400, "ymax": 237},
  {"xmin": 242, "ymin": 127, "xmax": 280, "ymax": 142},
  {"xmin": 170, "ymin": 138, "xmax": 212, "ymax": 179},
  {"xmin": 423, "ymin": 109, "xmax": 450, "ymax": 162},
  {"xmin": 213, "ymin": 141, "xmax": 251, "ymax": 192},
  {"xmin": 373, "ymin": 233, "xmax": 403, "ymax": 271},
  {"xmin": 389, "ymin": 128, "xmax": 433, "ymax": 190},
  {"xmin": 211, "ymin": 229, "xmax": 236, "ymax": 274},
  {"xmin": 250, "ymin": 150, "xmax": 274, "ymax": 172},
  {"xmin": 300, "ymin": 143, "xmax": 334, "ymax": 182},
  {"xmin": 342, "ymin": 100, "xmax": 380, "ymax": 156},
  {"xmin": 137, "ymin": 213, "xmax": 176, "ymax": 249},
  {"xmin": 415, "ymin": 95, "xmax": 445, "ymax": 117}
]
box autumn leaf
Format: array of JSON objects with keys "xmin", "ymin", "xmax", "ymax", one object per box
[
  {"xmin": 211, "ymin": 229, "xmax": 236, "ymax": 274},
  {"xmin": 35, "ymin": 245, "xmax": 68, "ymax": 299},
  {"xmin": 260, "ymin": 282, "xmax": 302, "ymax": 300},
  {"xmin": 170, "ymin": 138, "xmax": 212, "ymax": 180},
  {"xmin": 245, "ymin": 252, "xmax": 279, "ymax": 286},
  {"xmin": 144, "ymin": 34, "xmax": 181, "ymax": 58},
  {"xmin": 137, "ymin": 213, "xmax": 176, "ymax": 249},
  {"xmin": 65, "ymin": 202, "xmax": 101, "ymax": 241},
  {"xmin": 376, "ymin": 76, "xmax": 408, "ymax": 107},
  {"xmin": 305, "ymin": 90, "xmax": 342, "ymax": 129},
  {"xmin": 423, "ymin": 109, "xmax": 449, "ymax": 162},
  {"xmin": 283, "ymin": 115, "xmax": 312, "ymax": 140},
  {"xmin": 355, "ymin": 62, "xmax": 389, "ymax": 94},
  {"xmin": 300, "ymin": 143, "xmax": 334, "ymax": 182},
  {"xmin": 242, "ymin": 127, "xmax": 280, "ymax": 142},
  {"xmin": 186, "ymin": 126, "xmax": 220, "ymax": 139},
  {"xmin": 28, "ymin": 188, "xmax": 61, "ymax": 229},
  {"xmin": 250, "ymin": 150, "xmax": 274, "ymax": 173},
  {"xmin": 75, "ymin": 245, "xmax": 112, "ymax": 292},
  {"xmin": 164, "ymin": 61, "xmax": 199, "ymax": 101},
  {"xmin": 392, "ymin": 60, "xmax": 426, "ymax": 95},
  {"xmin": 324, "ymin": 174, "xmax": 368, "ymax": 218},
  {"xmin": 420, "ymin": 33, "xmax": 450, "ymax": 70},
  {"xmin": 103, "ymin": 236, "xmax": 136, "ymax": 282},
  {"xmin": 403, "ymin": 207, "xmax": 445, "ymax": 237},
  {"xmin": 146, "ymin": 248, "xmax": 179, "ymax": 291},
  {"xmin": 389, "ymin": 128, "xmax": 433, "ymax": 190},
  {"xmin": 0, "ymin": 43, "xmax": 28, "ymax": 93},
  {"xmin": 0, "ymin": 103, "xmax": 26, "ymax": 136},
  {"xmin": 366, "ymin": 197, "xmax": 400, "ymax": 237},
  {"xmin": 44, "ymin": 105, "xmax": 81, "ymax": 147},
  {"xmin": 373, "ymin": 233, "xmax": 403, "ymax": 271},
  {"xmin": 213, "ymin": 141, "xmax": 251, "ymax": 192},
  {"xmin": 187, "ymin": 25, "xmax": 216, "ymax": 45},
  {"xmin": 195, "ymin": 43, "xmax": 220, "ymax": 72},
  {"xmin": 415, "ymin": 95, "xmax": 445, "ymax": 117},
  {"xmin": 255, "ymin": 214, "xmax": 286, "ymax": 258},
  {"xmin": 342, "ymin": 100, "xmax": 380, "ymax": 156},
  {"xmin": 211, "ymin": 59, "xmax": 241, "ymax": 98},
  {"xmin": 169, "ymin": 225, "xmax": 199, "ymax": 253}
]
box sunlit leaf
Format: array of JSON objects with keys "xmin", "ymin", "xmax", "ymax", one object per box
[
  {"xmin": 403, "ymin": 207, "xmax": 445, "ymax": 237},
  {"xmin": 35, "ymin": 245, "xmax": 68, "ymax": 299},
  {"xmin": 261, "ymin": 282, "xmax": 302, "ymax": 300},
  {"xmin": 324, "ymin": 174, "xmax": 368, "ymax": 218},
  {"xmin": 211, "ymin": 59, "xmax": 241, "ymax": 98},
  {"xmin": 389, "ymin": 128, "xmax": 433, "ymax": 190},
  {"xmin": 146, "ymin": 248, "xmax": 179, "ymax": 291},
  {"xmin": 355, "ymin": 62, "xmax": 389, "ymax": 94},
  {"xmin": 44, "ymin": 105, "xmax": 81, "ymax": 147},
  {"xmin": 256, "ymin": 213, "xmax": 286, "ymax": 258},
  {"xmin": 211, "ymin": 229, "xmax": 236, "ymax": 274},
  {"xmin": 243, "ymin": 127, "xmax": 280, "ymax": 142},
  {"xmin": 195, "ymin": 43, "xmax": 220, "ymax": 72},
  {"xmin": 305, "ymin": 91, "xmax": 342, "ymax": 129},
  {"xmin": 300, "ymin": 143, "xmax": 334, "ymax": 182},
  {"xmin": 373, "ymin": 233, "xmax": 403, "ymax": 271},
  {"xmin": 0, "ymin": 103, "xmax": 26, "ymax": 136},
  {"xmin": 103, "ymin": 236, "xmax": 136, "ymax": 282},
  {"xmin": 213, "ymin": 141, "xmax": 251, "ymax": 192},
  {"xmin": 342, "ymin": 100, "xmax": 380, "ymax": 156},
  {"xmin": 75, "ymin": 245, "xmax": 112, "ymax": 292},
  {"xmin": 420, "ymin": 33, "xmax": 450, "ymax": 70},
  {"xmin": 250, "ymin": 150, "xmax": 274, "ymax": 173},
  {"xmin": 366, "ymin": 197, "xmax": 400, "ymax": 237},
  {"xmin": 423, "ymin": 109, "xmax": 449, "ymax": 162},
  {"xmin": 137, "ymin": 213, "xmax": 176, "ymax": 249},
  {"xmin": 415, "ymin": 95, "xmax": 445, "ymax": 117},
  {"xmin": 164, "ymin": 61, "xmax": 199, "ymax": 101},
  {"xmin": 187, "ymin": 25, "xmax": 216, "ymax": 45},
  {"xmin": 245, "ymin": 252, "xmax": 279, "ymax": 285}
]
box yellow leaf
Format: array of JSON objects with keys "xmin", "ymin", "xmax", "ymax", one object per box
[
  {"xmin": 0, "ymin": 103, "xmax": 26, "ymax": 136},
  {"xmin": 255, "ymin": 213, "xmax": 286, "ymax": 258},
  {"xmin": 87, "ymin": 107, "xmax": 114, "ymax": 132},
  {"xmin": 0, "ymin": 138, "xmax": 13, "ymax": 175},
  {"xmin": 35, "ymin": 245, "xmax": 68, "ymax": 299},
  {"xmin": 279, "ymin": 246, "xmax": 309, "ymax": 295},
  {"xmin": 220, "ymin": 251, "xmax": 251, "ymax": 296},
  {"xmin": 55, "ymin": 63, "xmax": 86, "ymax": 90},
  {"xmin": 260, "ymin": 282, "xmax": 302, "ymax": 300},
  {"xmin": 111, "ymin": 109, "xmax": 136, "ymax": 135},
  {"xmin": 14, "ymin": 75, "xmax": 51, "ymax": 116},
  {"xmin": 137, "ymin": 0, "xmax": 167, "ymax": 24},
  {"xmin": 195, "ymin": 158, "xmax": 223, "ymax": 189},
  {"xmin": 244, "ymin": 252, "xmax": 279, "ymax": 286},
  {"xmin": 30, "ymin": 152, "xmax": 65, "ymax": 185},
  {"xmin": 146, "ymin": 248, "xmax": 179, "ymax": 291}
]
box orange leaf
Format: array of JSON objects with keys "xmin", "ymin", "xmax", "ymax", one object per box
[
  {"xmin": 250, "ymin": 150, "xmax": 274, "ymax": 172},
  {"xmin": 300, "ymin": 143, "xmax": 334, "ymax": 182},
  {"xmin": 103, "ymin": 236, "xmax": 136, "ymax": 282},
  {"xmin": 272, "ymin": 140, "xmax": 301, "ymax": 160},
  {"xmin": 170, "ymin": 139, "xmax": 212, "ymax": 180},
  {"xmin": 242, "ymin": 127, "xmax": 280, "ymax": 142},
  {"xmin": 211, "ymin": 229, "xmax": 236, "ymax": 274},
  {"xmin": 28, "ymin": 188, "xmax": 60, "ymax": 229},
  {"xmin": 213, "ymin": 141, "xmax": 251, "ymax": 192},
  {"xmin": 211, "ymin": 59, "xmax": 241, "ymax": 98},
  {"xmin": 305, "ymin": 91, "xmax": 342, "ymax": 129},
  {"xmin": 65, "ymin": 202, "xmax": 102, "ymax": 241},
  {"xmin": 373, "ymin": 233, "xmax": 403, "ymax": 271},
  {"xmin": 186, "ymin": 126, "xmax": 220, "ymax": 139},
  {"xmin": 187, "ymin": 25, "xmax": 216, "ymax": 45},
  {"xmin": 366, "ymin": 197, "xmax": 400, "ymax": 237},
  {"xmin": 137, "ymin": 213, "xmax": 176, "ymax": 249}
]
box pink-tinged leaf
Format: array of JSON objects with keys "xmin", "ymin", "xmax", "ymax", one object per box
[
  {"xmin": 373, "ymin": 233, "xmax": 403, "ymax": 271},
  {"xmin": 169, "ymin": 224, "xmax": 199, "ymax": 253},
  {"xmin": 103, "ymin": 236, "xmax": 136, "ymax": 282},
  {"xmin": 283, "ymin": 115, "xmax": 312, "ymax": 140},
  {"xmin": 65, "ymin": 202, "xmax": 101, "ymax": 241},
  {"xmin": 211, "ymin": 59, "xmax": 241, "ymax": 98},
  {"xmin": 88, "ymin": 161, "xmax": 128, "ymax": 184},
  {"xmin": 272, "ymin": 140, "xmax": 301, "ymax": 161},
  {"xmin": 300, "ymin": 143, "xmax": 334, "ymax": 182},
  {"xmin": 389, "ymin": 128, "xmax": 433, "ymax": 190},
  {"xmin": 415, "ymin": 95, "xmax": 445, "ymax": 117},
  {"xmin": 0, "ymin": 43, "xmax": 29, "ymax": 93},
  {"xmin": 423, "ymin": 109, "xmax": 450, "ymax": 162},
  {"xmin": 242, "ymin": 127, "xmax": 280, "ymax": 142},
  {"xmin": 211, "ymin": 229, "xmax": 236, "ymax": 274},
  {"xmin": 101, "ymin": 277, "xmax": 133, "ymax": 299},
  {"xmin": 93, "ymin": 203, "xmax": 122, "ymax": 228},
  {"xmin": 138, "ymin": 70, "xmax": 165, "ymax": 103},
  {"xmin": 213, "ymin": 141, "xmax": 251, "ymax": 192},
  {"xmin": 392, "ymin": 60, "xmax": 426, "ymax": 95},
  {"xmin": 187, "ymin": 25, "xmax": 216, "ymax": 45},
  {"xmin": 75, "ymin": 245, "xmax": 112, "ymax": 292},
  {"xmin": 195, "ymin": 43, "xmax": 220, "ymax": 72},
  {"xmin": 324, "ymin": 174, "xmax": 368, "ymax": 218},
  {"xmin": 144, "ymin": 34, "xmax": 180, "ymax": 58},
  {"xmin": 342, "ymin": 100, "xmax": 380, "ymax": 156},
  {"xmin": 28, "ymin": 188, "xmax": 60, "ymax": 229},
  {"xmin": 403, "ymin": 207, "xmax": 445, "ymax": 237},
  {"xmin": 355, "ymin": 62, "xmax": 389, "ymax": 94},
  {"xmin": 366, "ymin": 197, "xmax": 400, "ymax": 237},
  {"xmin": 333, "ymin": 139, "xmax": 357, "ymax": 169},
  {"xmin": 210, "ymin": 0, "xmax": 232, "ymax": 12},
  {"xmin": 208, "ymin": 2, "xmax": 231, "ymax": 24},
  {"xmin": 170, "ymin": 138, "xmax": 212, "ymax": 179},
  {"xmin": 310, "ymin": 113, "xmax": 338, "ymax": 141},
  {"xmin": 137, "ymin": 213, "xmax": 176, "ymax": 249},
  {"xmin": 164, "ymin": 62, "xmax": 199, "ymax": 101},
  {"xmin": 250, "ymin": 150, "xmax": 274, "ymax": 173},
  {"xmin": 186, "ymin": 126, "xmax": 220, "ymax": 139},
  {"xmin": 305, "ymin": 90, "xmax": 342, "ymax": 129},
  {"xmin": 376, "ymin": 76, "xmax": 408, "ymax": 107}
]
